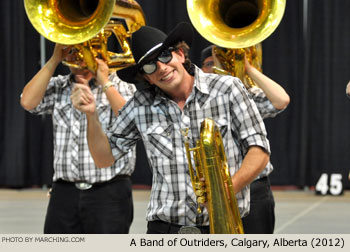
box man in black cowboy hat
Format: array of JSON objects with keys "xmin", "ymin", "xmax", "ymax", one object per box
[{"xmin": 72, "ymin": 22, "xmax": 271, "ymax": 234}]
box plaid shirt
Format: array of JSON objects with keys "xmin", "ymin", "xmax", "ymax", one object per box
[
  {"xmin": 249, "ymin": 86, "xmax": 281, "ymax": 120},
  {"xmin": 248, "ymin": 86, "xmax": 283, "ymax": 178},
  {"xmin": 30, "ymin": 72, "xmax": 136, "ymax": 183},
  {"xmin": 108, "ymin": 66, "xmax": 270, "ymax": 226}
]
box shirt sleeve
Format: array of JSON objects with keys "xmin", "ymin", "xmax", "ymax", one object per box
[
  {"xmin": 229, "ymin": 78, "xmax": 271, "ymax": 155},
  {"xmin": 29, "ymin": 75, "xmax": 66, "ymax": 115},
  {"xmin": 248, "ymin": 86, "xmax": 282, "ymax": 119},
  {"xmin": 106, "ymin": 98, "xmax": 140, "ymax": 161},
  {"xmin": 109, "ymin": 72, "xmax": 136, "ymax": 102}
]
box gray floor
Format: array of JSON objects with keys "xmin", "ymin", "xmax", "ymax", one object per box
[{"xmin": 0, "ymin": 188, "xmax": 349, "ymax": 234}]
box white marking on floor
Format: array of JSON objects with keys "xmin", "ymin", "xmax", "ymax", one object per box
[{"xmin": 274, "ymin": 196, "xmax": 329, "ymax": 233}]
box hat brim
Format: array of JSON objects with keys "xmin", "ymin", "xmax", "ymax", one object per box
[{"xmin": 117, "ymin": 22, "xmax": 193, "ymax": 84}]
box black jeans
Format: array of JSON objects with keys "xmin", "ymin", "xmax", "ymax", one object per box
[
  {"xmin": 44, "ymin": 176, "xmax": 133, "ymax": 234},
  {"xmin": 242, "ymin": 176, "xmax": 275, "ymax": 234}
]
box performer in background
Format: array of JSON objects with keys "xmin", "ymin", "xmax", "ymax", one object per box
[
  {"xmin": 346, "ymin": 81, "xmax": 350, "ymax": 181},
  {"xmin": 20, "ymin": 44, "xmax": 136, "ymax": 234},
  {"xmin": 200, "ymin": 45, "xmax": 290, "ymax": 233},
  {"xmin": 72, "ymin": 22, "xmax": 271, "ymax": 234},
  {"xmin": 346, "ymin": 80, "xmax": 350, "ymax": 98}
]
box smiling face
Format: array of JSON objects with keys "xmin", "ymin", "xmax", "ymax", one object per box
[{"xmin": 143, "ymin": 48, "xmax": 190, "ymax": 95}]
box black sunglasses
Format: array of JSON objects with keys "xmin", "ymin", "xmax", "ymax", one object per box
[{"xmin": 140, "ymin": 47, "xmax": 176, "ymax": 74}]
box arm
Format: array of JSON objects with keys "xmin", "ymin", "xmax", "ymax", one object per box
[
  {"xmin": 94, "ymin": 58, "xmax": 126, "ymax": 116},
  {"xmin": 20, "ymin": 44, "xmax": 70, "ymax": 110},
  {"xmin": 228, "ymin": 78, "xmax": 271, "ymax": 193},
  {"xmin": 104, "ymin": 84, "xmax": 127, "ymax": 116},
  {"xmin": 245, "ymin": 57, "xmax": 290, "ymax": 110},
  {"xmin": 86, "ymin": 111, "xmax": 116, "ymax": 168},
  {"xmin": 231, "ymin": 146, "xmax": 269, "ymax": 193},
  {"xmin": 70, "ymin": 83, "xmax": 116, "ymax": 168}
]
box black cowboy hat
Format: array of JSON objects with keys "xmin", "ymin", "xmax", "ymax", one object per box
[
  {"xmin": 200, "ymin": 45, "xmax": 213, "ymax": 66},
  {"xmin": 117, "ymin": 22, "xmax": 193, "ymax": 84}
]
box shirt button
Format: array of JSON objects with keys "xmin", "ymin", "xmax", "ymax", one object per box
[{"xmin": 189, "ymin": 202, "xmax": 196, "ymax": 207}]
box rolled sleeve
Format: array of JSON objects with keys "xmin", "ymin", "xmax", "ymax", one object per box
[
  {"xmin": 230, "ymin": 78, "xmax": 271, "ymax": 155},
  {"xmin": 249, "ymin": 87, "xmax": 282, "ymax": 119},
  {"xmin": 242, "ymin": 133, "xmax": 271, "ymax": 155},
  {"xmin": 29, "ymin": 76, "xmax": 65, "ymax": 115},
  {"xmin": 106, "ymin": 99, "xmax": 140, "ymax": 161}
]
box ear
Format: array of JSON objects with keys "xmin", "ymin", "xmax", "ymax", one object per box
[{"xmin": 175, "ymin": 48, "xmax": 185, "ymax": 64}]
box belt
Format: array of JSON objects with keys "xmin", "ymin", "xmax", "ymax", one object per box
[
  {"xmin": 148, "ymin": 220, "xmax": 210, "ymax": 234},
  {"xmin": 56, "ymin": 174, "xmax": 130, "ymax": 190},
  {"xmin": 254, "ymin": 176, "xmax": 268, "ymax": 183}
]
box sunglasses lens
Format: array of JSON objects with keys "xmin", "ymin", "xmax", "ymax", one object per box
[
  {"xmin": 158, "ymin": 50, "xmax": 173, "ymax": 63},
  {"xmin": 140, "ymin": 48, "xmax": 175, "ymax": 74},
  {"xmin": 142, "ymin": 63, "xmax": 157, "ymax": 74}
]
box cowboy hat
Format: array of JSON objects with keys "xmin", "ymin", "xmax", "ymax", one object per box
[
  {"xmin": 200, "ymin": 45, "xmax": 214, "ymax": 67},
  {"xmin": 117, "ymin": 22, "xmax": 193, "ymax": 84}
]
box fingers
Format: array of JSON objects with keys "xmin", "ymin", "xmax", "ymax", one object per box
[
  {"xmin": 71, "ymin": 84, "xmax": 93, "ymax": 107},
  {"xmin": 244, "ymin": 54, "xmax": 253, "ymax": 72},
  {"xmin": 95, "ymin": 58, "xmax": 105, "ymax": 64},
  {"xmin": 75, "ymin": 74, "xmax": 89, "ymax": 85},
  {"xmin": 95, "ymin": 58, "xmax": 109, "ymax": 73},
  {"xmin": 95, "ymin": 58, "xmax": 109, "ymax": 85},
  {"xmin": 47, "ymin": 188, "xmax": 52, "ymax": 198},
  {"xmin": 72, "ymin": 84, "xmax": 93, "ymax": 104},
  {"xmin": 70, "ymin": 83, "xmax": 96, "ymax": 115},
  {"xmin": 53, "ymin": 44, "xmax": 74, "ymax": 63},
  {"xmin": 211, "ymin": 47, "xmax": 223, "ymax": 69},
  {"xmin": 62, "ymin": 46, "xmax": 74, "ymax": 59}
]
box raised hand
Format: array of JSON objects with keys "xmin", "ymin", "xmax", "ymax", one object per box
[
  {"xmin": 94, "ymin": 58, "xmax": 110, "ymax": 86},
  {"xmin": 70, "ymin": 83, "xmax": 96, "ymax": 115},
  {"xmin": 211, "ymin": 46, "xmax": 224, "ymax": 70},
  {"xmin": 51, "ymin": 44, "xmax": 72, "ymax": 65}
]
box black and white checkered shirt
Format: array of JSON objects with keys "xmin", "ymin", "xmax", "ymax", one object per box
[
  {"xmin": 30, "ymin": 72, "xmax": 136, "ymax": 183},
  {"xmin": 108, "ymin": 66, "xmax": 270, "ymax": 225},
  {"xmin": 248, "ymin": 86, "xmax": 284, "ymax": 178},
  {"xmin": 249, "ymin": 86, "xmax": 281, "ymax": 120}
]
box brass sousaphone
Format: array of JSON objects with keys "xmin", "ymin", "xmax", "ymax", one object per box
[
  {"xmin": 185, "ymin": 0, "xmax": 286, "ymax": 234},
  {"xmin": 24, "ymin": 0, "xmax": 146, "ymax": 72},
  {"xmin": 183, "ymin": 119, "xmax": 244, "ymax": 234},
  {"xmin": 187, "ymin": 0, "xmax": 286, "ymax": 87}
]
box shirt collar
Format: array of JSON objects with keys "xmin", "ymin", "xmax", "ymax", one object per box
[
  {"xmin": 153, "ymin": 86, "xmax": 169, "ymax": 106},
  {"xmin": 193, "ymin": 65, "xmax": 210, "ymax": 95}
]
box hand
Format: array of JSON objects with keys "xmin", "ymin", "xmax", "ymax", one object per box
[
  {"xmin": 196, "ymin": 178, "xmax": 208, "ymax": 210},
  {"xmin": 94, "ymin": 58, "xmax": 110, "ymax": 86},
  {"xmin": 47, "ymin": 188, "xmax": 52, "ymax": 198},
  {"xmin": 211, "ymin": 46, "xmax": 224, "ymax": 70},
  {"xmin": 51, "ymin": 44, "xmax": 72, "ymax": 65},
  {"xmin": 346, "ymin": 81, "xmax": 350, "ymax": 97},
  {"xmin": 244, "ymin": 55, "xmax": 252, "ymax": 72},
  {"xmin": 70, "ymin": 83, "xmax": 96, "ymax": 115}
]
